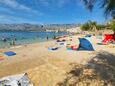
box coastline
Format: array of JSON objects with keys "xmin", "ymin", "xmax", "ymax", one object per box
[
  {"xmin": 0, "ymin": 31, "xmax": 68, "ymax": 49},
  {"xmin": 0, "ymin": 39, "xmax": 54, "ymax": 50}
]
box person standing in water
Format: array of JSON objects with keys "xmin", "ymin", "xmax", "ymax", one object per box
[
  {"xmin": 12, "ymin": 40, "xmax": 15, "ymax": 46},
  {"xmin": 2, "ymin": 37, "xmax": 7, "ymax": 42},
  {"xmin": 3, "ymin": 38, "xmax": 7, "ymax": 42},
  {"xmin": 11, "ymin": 36, "xmax": 16, "ymax": 46},
  {"xmin": 46, "ymin": 36, "xmax": 49, "ymax": 40},
  {"xmin": 53, "ymin": 35, "xmax": 56, "ymax": 39}
]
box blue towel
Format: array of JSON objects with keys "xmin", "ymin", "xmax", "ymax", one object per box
[{"xmin": 4, "ymin": 51, "xmax": 16, "ymax": 56}]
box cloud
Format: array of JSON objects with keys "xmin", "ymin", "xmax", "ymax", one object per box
[
  {"xmin": 0, "ymin": 14, "xmax": 35, "ymax": 23},
  {"xmin": 0, "ymin": 15, "xmax": 6, "ymax": 19},
  {"xmin": 0, "ymin": 7, "xmax": 16, "ymax": 15},
  {"xmin": 57, "ymin": 0, "xmax": 70, "ymax": 8},
  {"xmin": 0, "ymin": 0, "xmax": 28, "ymax": 10},
  {"xmin": 0, "ymin": 15, "xmax": 18, "ymax": 23},
  {"xmin": 38, "ymin": 0, "xmax": 49, "ymax": 6},
  {"xmin": 0, "ymin": 14, "xmax": 24, "ymax": 21},
  {"xmin": 0, "ymin": 0, "xmax": 42, "ymax": 15},
  {"xmin": 34, "ymin": 0, "xmax": 69, "ymax": 8}
]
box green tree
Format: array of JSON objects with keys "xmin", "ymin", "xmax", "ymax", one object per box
[
  {"xmin": 88, "ymin": 20, "xmax": 97, "ymax": 31},
  {"xmin": 109, "ymin": 19, "xmax": 115, "ymax": 34},
  {"xmin": 82, "ymin": 0, "xmax": 115, "ymax": 33},
  {"xmin": 81, "ymin": 22, "xmax": 90, "ymax": 31},
  {"xmin": 81, "ymin": 20, "xmax": 98, "ymax": 31},
  {"xmin": 82, "ymin": 0, "xmax": 115, "ymax": 17},
  {"xmin": 96, "ymin": 24, "xmax": 105, "ymax": 30}
]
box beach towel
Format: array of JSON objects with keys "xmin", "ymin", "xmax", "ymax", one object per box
[
  {"xmin": 0, "ymin": 73, "xmax": 33, "ymax": 86},
  {"xmin": 77, "ymin": 38, "xmax": 94, "ymax": 51},
  {"xmin": 97, "ymin": 43, "xmax": 107, "ymax": 45},
  {"xmin": 67, "ymin": 48, "xmax": 73, "ymax": 50},
  {"xmin": 66, "ymin": 45, "xmax": 78, "ymax": 50},
  {"xmin": 0, "ymin": 57, "xmax": 4, "ymax": 61},
  {"xmin": 72, "ymin": 46, "xmax": 78, "ymax": 50},
  {"xmin": 103, "ymin": 34, "xmax": 115, "ymax": 43},
  {"xmin": 0, "ymin": 53, "xmax": 4, "ymax": 61},
  {"xmin": 4, "ymin": 51, "xmax": 16, "ymax": 56},
  {"xmin": 57, "ymin": 39, "xmax": 66, "ymax": 42},
  {"xmin": 48, "ymin": 47, "xmax": 58, "ymax": 51},
  {"xmin": 60, "ymin": 42, "xmax": 66, "ymax": 46}
]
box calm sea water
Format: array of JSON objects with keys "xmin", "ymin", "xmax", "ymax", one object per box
[{"xmin": 0, "ymin": 31, "xmax": 67, "ymax": 48}]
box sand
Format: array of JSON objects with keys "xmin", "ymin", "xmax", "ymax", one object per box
[
  {"xmin": 57, "ymin": 51, "xmax": 115, "ymax": 86},
  {"xmin": 0, "ymin": 35, "xmax": 115, "ymax": 86}
]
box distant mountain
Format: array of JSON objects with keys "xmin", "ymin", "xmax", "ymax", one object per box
[{"xmin": 0, "ymin": 23, "xmax": 79, "ymax": 31}]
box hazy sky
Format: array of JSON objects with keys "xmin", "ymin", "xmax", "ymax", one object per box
[{"xmin": 0, "ymin": 0, "xmax": 109, "ymax": 24}]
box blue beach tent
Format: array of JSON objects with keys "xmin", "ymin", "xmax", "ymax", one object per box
[
  {"xmin": 4, "ymin": 51, "xmax": 16, "ymax": 56},
  {"xmin": 77, "ymin": 38, "xmax": 94, "ymax": 51}
]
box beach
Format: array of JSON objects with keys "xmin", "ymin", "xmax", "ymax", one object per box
[
  {"xmin": 0, "ymin": 0, "xmax": 115, "ymax": 85},
  {"xmin": 0, "ymin": 35, "xmax": 115, "ymax": 86}
]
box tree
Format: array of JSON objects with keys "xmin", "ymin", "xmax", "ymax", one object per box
[
  {"xmin": 81, "ymin": 22, "xmax": 90, "ymax": 31},
  {"xmin": 109, "ymin": 19, "xmax": 115, "ymax": 34},
  {"xmin": 88, "ymin": 20, "xmax": 97, "ymax": 31},
  {"xmin": 82, "ymin": 0, "xmax": 115, "ymax": 17},
  {"xmin": 81, "ymin": 20, "xmax": 98, "ymax": 31},
  {"xmin": 82, "ymin": 0, "xmax": 115, "ymax": 33},
  {"xmin": 96, "ymin": 24, "xmax": 105, "ymax": 30}
]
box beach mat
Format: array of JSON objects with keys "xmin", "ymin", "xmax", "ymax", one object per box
[
  {"xmin": 97, "ymin": 43, "xmax": 107, "ymax": 45},
  {"xmin": 0, "ymin": 57, "xmax": 4, "ymax": 61},
  {"xmin": 4, "ymin": 51, "xmax": 16, "ymax": 56},
  {"xmin": 0, "ymin": 73, "xmax": 33, "ymax": 86},
  {"xmin": 48, "ymin": 47, "xmax": 58, "ymax": 51},
  {"xmin": 0, "ymin": 54, "xmax": 4, "ymax": 61}
]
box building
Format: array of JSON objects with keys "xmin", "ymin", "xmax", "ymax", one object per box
[{"xmin": 66, "ymin": 27, "xmax": 81, "ymax": 33}]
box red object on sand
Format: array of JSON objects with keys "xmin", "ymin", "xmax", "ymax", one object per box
[
  {"xmin": 71, "ymin": 46, "xmax": 74, "ymax": 49},
  {"xmin": 103, "ymin": 34, "xmax": 115, "ymax": 43},
  {"xmin": 71, "ymin": 45, "xmax": 78, "ymax": 50},
  {"xmin": 63, "ymin": 35, "xmax": 67, "ymax": 38},
  {"xmin": 0, "ymin": 57, "xmax": 4, "ymax": 61}
]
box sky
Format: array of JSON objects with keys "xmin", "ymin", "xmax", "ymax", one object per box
[{"xmin": 0, "ymin": 0, "xmax": 110, "ymax": 24}]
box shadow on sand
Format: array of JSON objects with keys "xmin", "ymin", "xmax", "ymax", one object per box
[{"xmin": 57, "ymin": 51, "xmax": 115, "ymax": 86}]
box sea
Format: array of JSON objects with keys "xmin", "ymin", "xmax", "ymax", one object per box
[{"xmin": 0, "ymin": 31, "xmax": 67, "ymax": 48}]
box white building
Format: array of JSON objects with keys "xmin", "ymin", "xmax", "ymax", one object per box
[{"xmin": 67, "ymin": 27, "xmax": 81, "ymax": 33}]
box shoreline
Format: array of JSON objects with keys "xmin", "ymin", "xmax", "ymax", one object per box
[
  {"xmin": 0, "ymin": 31, "xmax": 68, "ymax": 49},
  {"xmin": 0, "ymin": 39, "xmax": 54, "ymax": 50}
]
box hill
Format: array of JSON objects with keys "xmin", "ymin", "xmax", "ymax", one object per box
[{"xmin": 0, "ymin": 23, "xmax": 79, "ymax": 32}]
